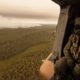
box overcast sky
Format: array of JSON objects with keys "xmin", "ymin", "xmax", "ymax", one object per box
[{"xmin": 0, "ymin": 0, "xmax": 60, "ymax": 28}]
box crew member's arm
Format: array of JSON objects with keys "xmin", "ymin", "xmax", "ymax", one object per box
[{"xmin": 63, "ymin": 35, "xmax": 75, "ymax": 68}]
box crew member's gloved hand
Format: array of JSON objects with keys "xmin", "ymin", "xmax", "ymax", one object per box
[{"xmin": 40, "ymin": 59, "xmax": 55, "ymax": 80}]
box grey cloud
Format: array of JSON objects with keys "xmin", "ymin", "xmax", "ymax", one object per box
[{"xmin": 0, "ymin": 12, "xmax": 58, "ymax": 20}]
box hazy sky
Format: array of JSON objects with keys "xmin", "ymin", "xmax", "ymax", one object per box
[{"xmin": 0, "ymin": 0, "xmax": 60, "ymax": 28}]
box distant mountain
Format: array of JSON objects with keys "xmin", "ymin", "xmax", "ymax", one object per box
[{"xmin": 41, "ymin": 24, "xmax": 56, "ymax": 28}]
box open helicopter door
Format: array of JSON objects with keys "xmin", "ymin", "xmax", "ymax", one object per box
[{"xmin": 40, "ymin": 6, "xmax": 70, "ymax": 80}]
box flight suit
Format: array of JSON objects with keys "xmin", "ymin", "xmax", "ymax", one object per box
[
  {"xmin": 54, "ymin": 33, "xmax": 80, "ymax": 80},
  {"xmin": 63, "ymin": 33, "xmax": 80, "ymax": 79}
]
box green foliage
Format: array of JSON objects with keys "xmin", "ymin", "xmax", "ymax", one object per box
[{"xmin": 0, "ymin": 26, "xmax": 55, "ymax": 80}]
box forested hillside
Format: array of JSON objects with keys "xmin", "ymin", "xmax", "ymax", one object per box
[{"xmin": 0, "ymin": 26, "xmax": 55, "ymax": 80}]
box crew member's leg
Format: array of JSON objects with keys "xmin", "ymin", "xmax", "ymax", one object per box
[
  {"xmin": 73, "ymin": 64, "xmax": 80, "ymax": 80},
  {"xmin": 52, "ymin": 57, "xmax": 69, "ymax": 80}
]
